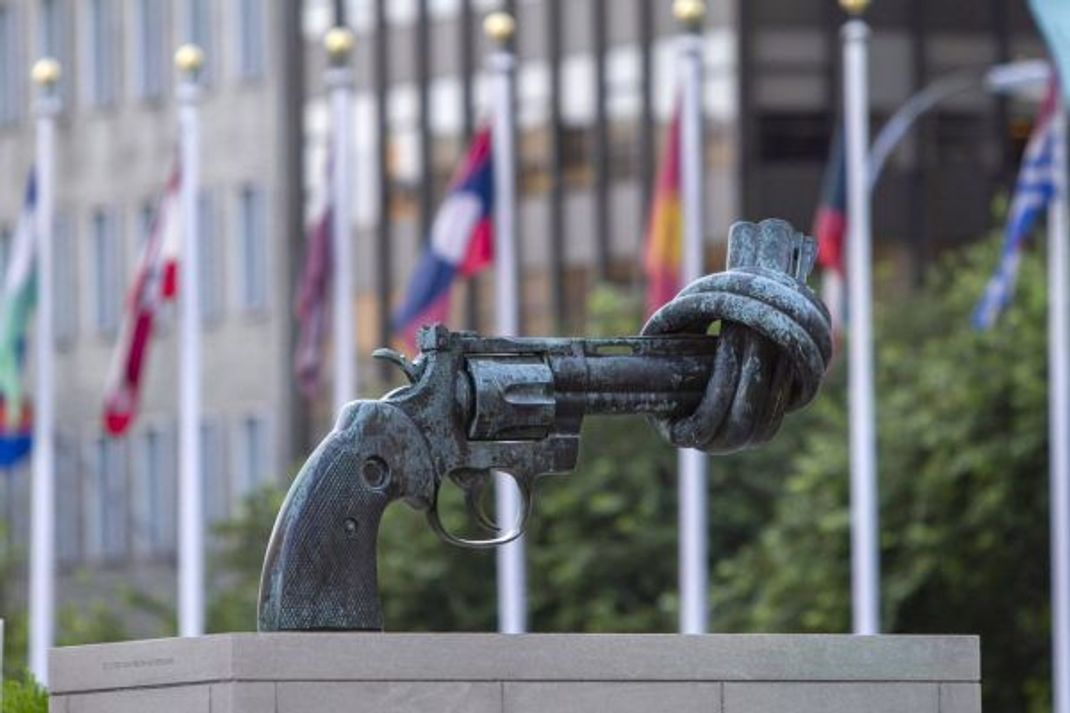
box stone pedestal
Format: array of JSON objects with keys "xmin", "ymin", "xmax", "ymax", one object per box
[{"xmin": 49, "ymin": 633, "xmax": 980, "ymax": 713}]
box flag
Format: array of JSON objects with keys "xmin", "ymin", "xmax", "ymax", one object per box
[
  {"xmin": 392, "ymin": 126, "xmax": 494, "ymax": 346},
  {"xmin": 294, "ymin": 153, "xmax": 332, "ymax": 398},
  {"xmin": 0, "ymin": 172, "xmax": 37, "ymax": 467},
  {"xmin": 1030, "ymin": 0, "xmax": 1070, "ymax": 103},
  {"xmin": 813, "ymin": 127, "xmax": 847, "ymax": 335},
  {"xmin": 643, "ymin": 104, "xmax": 682, "ymax": 317},
  {"xmin": 973, "ymin": 84, "xmax": 1060, "ymax": 330},
  {"xmin": 102, "ymin": 163, "xmax": 181, "ymax": 435}
]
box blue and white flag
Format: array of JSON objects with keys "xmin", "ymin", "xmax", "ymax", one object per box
[{"xmin": 973, "ymin": 84, "xmax": 1062, "ymax": 329}]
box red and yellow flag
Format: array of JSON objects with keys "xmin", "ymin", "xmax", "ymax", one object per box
[{"xmin": 643, "ymin": 104, "xmax": 682, "ymax": 317}]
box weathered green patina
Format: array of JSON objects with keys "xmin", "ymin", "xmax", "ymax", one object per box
[{"xmin": 257, "ymin": 218, "xmax": 832, "ymax": 632}]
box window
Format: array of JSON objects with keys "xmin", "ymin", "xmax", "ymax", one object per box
[
  {"xmin": 88, "ymin": 437, "xmax": 127, "ymax": 560},
  {"xmin": 40, "ymin": 0, "xmax": 69, "ymax": 101},
  {"xmin": 236, "ymin": 185, "xmax": 268, "ymax": 311},
  {"xmin": 55, "ymin": 434, "xmax": 81, "ymax": 565},
  {"xmin": 53, "ymin": 214, "xmax": 78, "ymax": 346},
  {"xmin": 758, "ymin": 112, "xmax": 831, "ymax": 162},
  {"xmin": 186, "ymin": 0, "xmax": 213, "ymax": 85},
  {"xmin": 88, "ymin": 0, "xmax": 118, "ymax": 106},
  {"xmin": 236, "ymin": 0, "xmax": 264, "ymax": 80},
  {"xmin": 201, "ymin": 419, "xmax": 228, "ymax": 524},
  {"xmin": 0, "ymin": 5, "xmax": 20, "ymax": 125},
  {"xmin": 0, "ymin": 225, "xmax": 12, "ymax": 280},
  {"xmin": 138, "ymin": 200, "xmax": 155, "ymax": 246},
  {"xmin": 198, "ymin": 190, "xmax": 222, "ymax": 324},
  {"xmin": 2, "ymin": 460, "xmax": 30, "ymax": 549},
  {"xmin": 133, "ymin": 425, "xmax": 175, "ymax": 556},
  {"xmin": 134, "ymin": 0, "xmax": 165, "ymax": 100},
  {"xmin": 90, "ymin": 208, "xmax": 122, "ymax": 335},
  {"xmin": 234, "ymin": 414, "xmax": 266, "ymax": 501}
]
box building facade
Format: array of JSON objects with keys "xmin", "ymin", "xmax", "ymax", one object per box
[
  {"xmin": 0, "ymin": 0, "xmax": 303, "ymax": 624},
  {"xmin": 0, "ymin": 0, "xmax": 1047, "ymax": 634}
]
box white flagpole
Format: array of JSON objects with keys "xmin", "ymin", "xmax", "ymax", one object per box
[
  {"xmin": 674, "ymin": 0, "xmax": 709, "ymax": 635},
  {"xmin": 1048, "ymin": 101, "xmax": 1070, "ymax": 713},
  {"xmin": 175, "ymin": 45, "xmax": 205, "ymax": 638},
  {"xmin": 28, "ymin": 57, "xmax": 61, "ymax": 687},
  {"xmin": 325, "ymin": 27, "xmax": 357, "ymax": 412},
  {"xmin": 841, "ymin": 0, "xmax": 880, "ymax": 635},
  {"xmin": 485, "ymin": 11, "xmax": 526, "ymax": 634}
]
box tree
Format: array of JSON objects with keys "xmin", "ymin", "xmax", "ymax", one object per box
[{"xmin": 712, "ymin": 234, "xmax": 1053, "ymax": 713}]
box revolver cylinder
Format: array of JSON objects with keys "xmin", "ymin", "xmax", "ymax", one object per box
[{"xmin": 464, "ymin": 336, "xmax": 719, "ymax": 441}]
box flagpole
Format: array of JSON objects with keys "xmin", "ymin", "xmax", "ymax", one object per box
[
  {"xmin": 841, "ymin": 0, "xmax": 880, "ymax": 635},
  {"xmin": 175, "ymin": 44, "xmax": 205, "ymax": 638},
  {"xmin": 28, "ymin": 57, "xmax": 60, "ymax": 687},
  {"xmin": 325, "ymin": 27, "xmax": 357, "ymax": 412},
  {"xmin": 485, "ymin": 11, "xmax": 526, "ymax": 634},
  {"xmin": 1048, "ymin": 100, "xmax": 1070, "ymax": 713},
  {"xmin": 674, "ymin": 0, "xmax": 709, "ymax": 635}
]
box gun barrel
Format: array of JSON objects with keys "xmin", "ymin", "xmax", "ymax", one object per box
[{"xmin": 557, "ymin": 352, "xmax": 714, "ymax": 418}]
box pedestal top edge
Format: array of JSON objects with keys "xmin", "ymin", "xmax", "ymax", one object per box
[{"xmin": 48, "ymin": 633, "xmax": 980, "ymax": 695}]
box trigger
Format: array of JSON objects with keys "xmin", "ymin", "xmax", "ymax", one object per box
[
  {"xmin": 465, "ymin": 480, "xmax": 499, "ymax": 533},
  {"xmin": 372, "ymin": 348, "xmax": 422, "ymax": 383}
]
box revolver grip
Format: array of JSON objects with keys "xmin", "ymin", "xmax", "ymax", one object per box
[{"xmin": 257, "ymin": 401, "xmax": 434, "ymax": 632}]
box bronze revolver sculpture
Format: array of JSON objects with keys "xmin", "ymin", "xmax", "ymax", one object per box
[{"xmin": 258, "ymin": 219, "xmax": 833, "ymax": 632}]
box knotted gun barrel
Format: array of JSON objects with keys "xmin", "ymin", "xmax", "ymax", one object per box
[{"xmin": 258, "ymin": 219, "xmax": 831, "ymax": 632}]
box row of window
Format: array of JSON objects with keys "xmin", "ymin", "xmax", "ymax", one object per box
[
  {"xmin": 0, "ymin": 0, "xmax": 267, "ymax": 125},
  {"xmin": 0, "ymin": 413, "xmax": 273, "ymax": 565},
  {"xmin": 0, "ymin": 184, "xmax": 271, "ymax": 344}
]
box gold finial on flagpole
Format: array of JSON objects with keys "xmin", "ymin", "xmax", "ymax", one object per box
[
  {"xmin": 839, "ymin": 0, "xmax": 871, "ymax": 16},
  {"xmin": 324, "ymin": 26, "xmax": 356, "ymax": 65},
  {"xmin": 673, "ymin": 0, "xmax": 706, "ymax": 27},
  {"xmin": 483, "ymin": 11, "xmax": 516, "ymax": 45},
  {"xmin": 31, "ymin": 58, "xmax": 62, "ymax": 87},
  {"xmin": 174, "ymin": 44, "xmax": 205, "ymax": 76}
]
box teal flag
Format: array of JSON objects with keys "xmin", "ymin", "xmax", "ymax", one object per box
[
  {"xmin": 1031, "ymin": 0, "xmax": 1070, "ymax": 102},
  {"xmin": 0, "ymin": 172, "xmax": 37, "ymax": 432}
]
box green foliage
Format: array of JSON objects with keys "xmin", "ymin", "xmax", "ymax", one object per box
[
  {"xmin": 711, "ymin": 233, "xmax": 1052, "ymax": 713},
  {"xmin": 1, "ymin": 674, "xmax": 47, "ymax": 713},
  {"xmin": 0, "ymin": 524, "xmax": 28, "ymax": 682},
  {"xmin": 207, "ymin": 485, "xmax": 287, "ymax": 632}
]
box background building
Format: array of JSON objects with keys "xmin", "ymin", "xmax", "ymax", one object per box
[
  {"xmin": 0, "ymin": 0, "xmax": 1047, "ymax": 632},
  {"xmin": 0, "ymin": 0, "xmax": 303, "ymax": 619}
]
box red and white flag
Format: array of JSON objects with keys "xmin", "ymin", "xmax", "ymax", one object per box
[{"xmin": 102, "ymin": 164, "xmax": 181, "ymax": 435}]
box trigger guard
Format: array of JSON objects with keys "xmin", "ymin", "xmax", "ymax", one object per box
[{"xmin": 426, "ymin": 474, "xmax": 535, "ymax": 549}]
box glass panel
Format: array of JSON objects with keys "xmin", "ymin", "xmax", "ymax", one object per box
[
  {"xmin": 188, "ymin": 0, "xmax": 213, "ymax": 84},
  {"xmin": 90, "ymin": 0, "xmax": 117, "ymax": 106},
  {"xmin": 53, "ymin": 214, "xmax": 78, "ymax": 345},
  {"xmin": 239, "ymin": 186, "xmax": 267, "ymax": 310},
  {"xmin": 0, "ymin": 226, "xmax": 12, "ymax": 283},
  {"xmin": 136, "ymin": 0, "xmax": 164, "ymax": 99},
  {"xmin": 0, "ymin": 6, "xmax": 17, "ymax": 124},
  {"xmin": 198, "ymin": 191, "xmax": 221, "ymax": 324},
  {"xmin": 238, "ymin": 415, "xmax": 264, "ymax": 498},
  {"xmin": 201, "ymin": 421, "xmax": 227, "ymax": 524},
  {"xmin": 92, "ymin": 210, "xmax": 121, "ymax": 334},
  {"xmin": 55, "ymin": 435, "xmax": 81, "ymax": 564},
  {"xmin": 102, "ymin": 439, "xmax": 127, "ymax": 558},
  {"xmin": 238, "ymin": 0, "xmax": 264, "ymax": 79}
]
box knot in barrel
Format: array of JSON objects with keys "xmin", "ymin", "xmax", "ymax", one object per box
[{"xmin": 641, "ymin": 219, "xmax": 833, "ymax": 454}]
